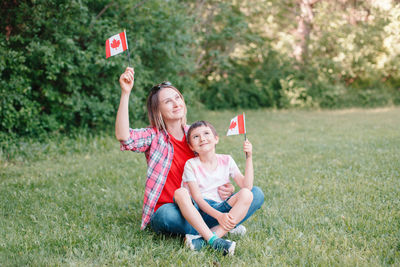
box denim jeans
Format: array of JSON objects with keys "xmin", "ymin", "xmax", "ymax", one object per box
[{"xmin": 150, "ymin": 186, "xmax": 264, "ymax": 235}]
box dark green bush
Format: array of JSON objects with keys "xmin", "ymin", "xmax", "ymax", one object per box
[
  {"xmin": 0, "ymin": 0, "xmax": 196, "ymax": 139},
  {"xmin": 200, "ymin": 49, "xmax": 301, "ymax": 109}
]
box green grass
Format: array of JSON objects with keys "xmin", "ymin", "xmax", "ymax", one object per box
[{"xmin": 1, "ymin": 108, "xmax": 400, "ymax": 266}]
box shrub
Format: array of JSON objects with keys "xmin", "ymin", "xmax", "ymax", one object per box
[{"xmin": 0, "ymin": 0, "xmax": 196, "ymax": 139}]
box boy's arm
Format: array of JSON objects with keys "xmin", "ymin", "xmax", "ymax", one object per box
[
  {"xmin": 187, "ymin": 181, "xmax": 222, "ymax": 220},
  {"xmin": 187, "ymin": 181, "xmax": 236, "ymax": 231},
  {"xmin": 233, "ymin": 140, "xmax": 254, "ymax": 190}
]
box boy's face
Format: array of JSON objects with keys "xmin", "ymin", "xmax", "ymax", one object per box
[{"xmin": 188, "ymin": 126, "xmax": 219, "ymax": 154}]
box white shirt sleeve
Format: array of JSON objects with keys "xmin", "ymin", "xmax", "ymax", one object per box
[
  {"xmin": 182, "ymin": 160, "xmax": 197, "ymax": 182},
  {"xmin": 228, "ymin": 155, "xmax": 241, "ymax": 178}
]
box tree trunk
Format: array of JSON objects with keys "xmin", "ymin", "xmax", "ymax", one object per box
[{"xmin": 293, "ymin": 0, "xmax": 320, "ymax": 64}]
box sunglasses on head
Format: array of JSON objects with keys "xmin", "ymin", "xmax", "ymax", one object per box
[{"xmin": 151, "ymin": 81, "xmax": 172, "ymax": 92}]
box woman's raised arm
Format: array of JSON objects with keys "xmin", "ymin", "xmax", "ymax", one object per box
[{"xmin": 115, "ymin": 67, "xmax": 135, "ymax": 141}]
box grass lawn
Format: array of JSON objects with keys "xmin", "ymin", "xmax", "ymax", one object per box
[{"xmin": 1, "ymin": 108, "xmax": 399, "ymax": 266}]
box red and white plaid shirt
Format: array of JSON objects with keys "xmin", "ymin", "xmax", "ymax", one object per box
[{"xmin": 120, "ymin": 126, "xmax": 189, "ymax": 229}]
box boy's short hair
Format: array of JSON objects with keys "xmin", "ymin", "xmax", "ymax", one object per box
[{"xmin": 187, "ymin": 120, "xmax": 218, "ymax": 145}]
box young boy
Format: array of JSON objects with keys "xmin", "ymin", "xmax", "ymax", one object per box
[{"xmin": 174, "ymin": 121, "xmax": 254, "ymax": 255}]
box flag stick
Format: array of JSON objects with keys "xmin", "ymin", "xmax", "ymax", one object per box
[
  {"xmin": 127, "ymin": 49, "xmax": 131, "ymax": 67},
  {"xmin": 244, "ymin": 133, "xmax": 248, "ymax": 159},
  {"xmin": 124, "ymin": 29, "xmax": 131, "ymax": 67},
  {"xmin": 243, "ymin": 112, "xmax": 248, "ymax": 158}
]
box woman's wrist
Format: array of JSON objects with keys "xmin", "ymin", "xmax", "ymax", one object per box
[{"xmin": 121, "ymin": 91, "xmax": 131, "ymax": 98}]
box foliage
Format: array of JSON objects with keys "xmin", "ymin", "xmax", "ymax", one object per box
[
  {"xmin": 201, "ymin": 48, "xmax": 294, "ymax": 109},
  {"xmin": 0, "ymin": 0, "xmax": 196, "ymax": 138},
  {"xmin": 1, "ymin": 0, "xmax": 400, "ymax": 140}
]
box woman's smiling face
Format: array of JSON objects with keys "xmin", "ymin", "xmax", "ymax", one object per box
[{"xmin": 158, "ymin": 87, "xmax": 186, "ymax": 122}]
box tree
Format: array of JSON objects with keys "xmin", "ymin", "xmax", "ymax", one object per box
[{"xmin": 293, "ymin": 0, "xmax": 321, "ymax": 64}]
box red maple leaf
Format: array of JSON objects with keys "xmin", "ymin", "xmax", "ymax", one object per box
[
  {"xmin": 229, "ymin": 121, "xmax": 237, "ymax": 129},
  {"xmin": 111, "ymin": 39, "xmax": 120, "ymax": 49}
]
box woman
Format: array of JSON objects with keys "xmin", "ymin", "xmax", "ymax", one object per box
[{"xmin": 115, "ymin": 67, "xmax": 264, "ymax": 234}]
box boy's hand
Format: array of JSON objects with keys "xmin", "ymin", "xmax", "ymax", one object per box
[
  {"xmin": 217, "ymin": 213, "xmax": 236, "ymax": 231},
  {"xmin": 119, "ymin": 67, "xmax": 135, "ymax": 94},
  {"xmin": 243, "ymin": 139, "xmax": 252, "ymax": 157}
]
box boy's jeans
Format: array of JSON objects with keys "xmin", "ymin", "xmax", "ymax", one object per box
[{"xmin": 150, "ymin": 186, "xmax": 264, "ymax": 235}]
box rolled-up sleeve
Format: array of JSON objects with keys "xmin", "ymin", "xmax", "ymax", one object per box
[{"xmin": 120, "ymin": 127, "xmax": 156, "ymax": 153}]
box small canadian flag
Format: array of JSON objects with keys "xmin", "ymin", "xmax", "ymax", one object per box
[
  {"xmin": 226, "ymin": 113, "xmax": 246, "ymax": 136},
  {"xmin": 105, "ymin": 30, "xmax": 128, "ymax": 58}
]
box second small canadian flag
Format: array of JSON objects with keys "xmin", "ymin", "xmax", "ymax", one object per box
[
  {"xmin": 226, "ymin": 113, "xmax": 246, "ymax": 136},
  {"xmin": 105, "ymin": 30, "xmax": 128, "ymax": 58}
]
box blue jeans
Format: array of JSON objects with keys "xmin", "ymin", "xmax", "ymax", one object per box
[{"xmin": 150, "ymin": 186, "xmax": 264, "ymax": 235}]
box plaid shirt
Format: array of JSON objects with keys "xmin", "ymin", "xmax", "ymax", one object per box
[{"xmin": 120, "ymin": 126, "xmax": 189, "ymax": 229}]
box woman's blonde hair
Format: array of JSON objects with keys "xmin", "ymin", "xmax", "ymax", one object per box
[{"xmin": 146, "ymin": 83, "xmax": 187, "ymax": 131}]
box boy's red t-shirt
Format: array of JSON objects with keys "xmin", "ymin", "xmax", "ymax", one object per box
[{"xmin": 154, "ymin": 134, "xmax": 195, "ymax": 212}]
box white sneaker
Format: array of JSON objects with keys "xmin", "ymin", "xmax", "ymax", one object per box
[
  {"xmin": 229, "ymin": 225, "xmax": 247, "ymax": 236},
  {"xmin": 184, "ymin": 234, "xmax": 206, "ymax": 251}
]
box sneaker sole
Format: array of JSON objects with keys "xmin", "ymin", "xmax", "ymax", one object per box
[
  {"xmin": 184, "ymin": 234, "xmax": 201, "ymax": 251},
  {"xmin": 228, "ymin": 240, "xmax": 236, "ymax": 256}
]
